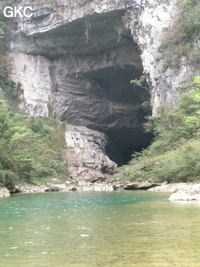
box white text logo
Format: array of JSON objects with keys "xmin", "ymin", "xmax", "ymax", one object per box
[{"xmin": 3, "ymin": 6, "xmax": 33, "ymax": 18}]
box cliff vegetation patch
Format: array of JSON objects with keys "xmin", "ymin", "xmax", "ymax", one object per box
[
  {"xmin": 159, "ymin": 0, "xmax": 200, "ymax": 70},
  {"xmin": 0, "ymin": 100, "xmax": 68, "ymax": 190},
  {"xmin": 113, "ymin": 77, "xmax": 200, "ymax": 183}
]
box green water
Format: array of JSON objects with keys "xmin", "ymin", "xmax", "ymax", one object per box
[{"xmin": 0, "ymin": 191, "xmax": 200, "ymax": 267}]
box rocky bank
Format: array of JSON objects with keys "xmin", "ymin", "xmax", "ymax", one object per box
[
  {"xmin": 149, "ymin": 182, "xmax": 200, "ymax": 202},
  {"xmin": 2, "ymin": 180, "xmax": 200, "ymax": 202}
]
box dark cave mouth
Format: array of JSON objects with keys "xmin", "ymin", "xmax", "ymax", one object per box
[
  {"xmin": 84, "ymin": 62, "xmax": 153, "ymax": 166},
  {"xmin": 84, "ymin": 57, "xmax": 153, "ymax": 167},
  {"xmin": 105, "ymin": 131, "xmax": 154, "ymax": 166},
  {"xmin": 39, "ymin": 9, "xmax": 154, "ymax": 166},
  {"xmin": 85, "ymin": 64, "xmax": 153, "ymax": 166}
]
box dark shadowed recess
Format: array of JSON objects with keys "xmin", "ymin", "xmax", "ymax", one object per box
[
  {"xmin": 106, "ymin": 131, "xmax": 153, "ymax": 166},
  {"xmin": 85, "ymin": 65, "xmax": 153, "ymax": 166}
]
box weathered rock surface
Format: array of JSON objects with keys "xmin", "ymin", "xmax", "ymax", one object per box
[
  {"xmin": 12, "ymin": 183, "xmax": 49, "ymax": 193},
  {"xmin": 63, "ymin": 126, "xmax": 117, "ymax": 180},
  {"xmin": 149, "ymin": 182, "xmax": 200, "ymax": 202},
  {"xmin": 169, "ymin": 190, "xmax": 200, "ymax": 202},
  {"xmin": 9, "ymin": 0, "xmax": 197, "ymax": 119},
  {"xmin": 0, "ymin": 187, "xmax": 10, "ymax": 198},
  {"xmin": 124, "ymin": 180, "xmax": 162, "ymax": 190},
  {"xmin": 9, "ymin": 0, "xmax": 148, "ymax": 133},
  {"xmin": 11, "ymin": 180, "xmax": 114, "ymax": 193},
  {"xmin": 128, "ymin": 0, "xmax": 199, "ymax": 114},
  {"xmin": 148, "ymin": 182, "xmax": 194, "ymax": 193}
]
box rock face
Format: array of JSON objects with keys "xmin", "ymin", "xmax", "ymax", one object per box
[
  {"xmin": 6, "ymin": 0, "xmax": 198, "ymax": 178},
  {"xmin": 9, "ymin": 0, "xmax": 197, "ymax": 118},
  {"xmin": 124, "ymin": 180, "xmax": 162, "ymax": 190},
  {"xmin": 9, "ymin": 1, "xmax": 147, "ymax": 131},
  {"xmin": 0, "ymin": 187, "xmax": 10, "ymax": 198},
  {"xmin": 148, "ymin": 182, "xmax": 191, "ymax": 193},
  {"xmin": 149, "ymin": 183, "xmax": 200, "ymax": 202},
  {"xmin": 169, "ymin": 190, "xmax": 200, "ymax": 202},
  {"xmin": 63, "ymin": 126, "xmax": 117, "ymax": 180},
  {"xmin": 12, "ymin": 180, "xmax": 114, "ymax": 193}
]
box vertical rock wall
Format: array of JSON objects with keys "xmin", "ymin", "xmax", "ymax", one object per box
[
  {"xmin": 9, "ymin": 0, "xmax": 197, "ymax": 117},
  {"xmin": 127, "ymin": 0, "xmax": 198, "ymax": 113},
  {"xmin": 64, "ymin": 126, "xmax": 117, "ymax": 181}
]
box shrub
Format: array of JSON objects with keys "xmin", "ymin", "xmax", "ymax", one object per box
[{"xmin": 0, "ymin": 100, "xmax": 68, "ymax": 189}]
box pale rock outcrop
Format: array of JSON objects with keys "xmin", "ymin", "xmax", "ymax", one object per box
[
  {"xmin": 149, "ymin": 183, "xmax": 200, "ymax": 202},
  {"xmin": 169, "ymin": 190, "xmax": 200, "ymax": 202},
  {"xmin": 0, "ymin": 187, "xmax": 10, "ymax": 198},
  {"xmin": 12, "ymin": 183, "xmax": 48, "ymax": 193},
  {"xmin": 127, "ymin": 0, "xmax": 198, "ymax": 114},
  {"xmin": 11, "ymin": 180, "xmax": 114, "ymax": 193},
  {"xmin": 169, "ymin": 184, "xmax": 200, "ymax": 202},
  {"xmin": 64, "ymin": 126, "xmax": 117, "ymax": 180},
  {"xmin": 124, "ymin": 180, "xmax": 162, "ymax": 190},
  {"xmin": 148, "ymin": 182, "xmax": 191, "ymax": 193}
]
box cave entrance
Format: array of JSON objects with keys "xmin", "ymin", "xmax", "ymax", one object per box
[
  {"xmin": 105, "ymin": 131, "xmax": 153, "ymax": 166},
  {"xmin": 40, "ymin": 9, "xmax": 154, "ymax": 165},
  {"xmin": 85, "ymin": 63, "xmax": 153, "ymax": 166}
]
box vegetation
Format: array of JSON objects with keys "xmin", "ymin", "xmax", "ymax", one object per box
[
  {"xmin": 113, "ymin": 77, "xmax": 200, "ymax": 183},
  {"xmin": 159, "ymin": 0, "xmax": 200, "ymax": 70},
  {"xmin": 0, "ymin": 100, "xmax": 68, "ymax": 189},
  {"xmin": 130, "ymin": 75, "xmax": 151, "ymax": 94},
  {"xmin": 1, "ymin": 80, "xmax": 23, "ymax": 106},
  {"xmin": 0, "ymin": 2, "xmax": 69, "ymax": 190}
]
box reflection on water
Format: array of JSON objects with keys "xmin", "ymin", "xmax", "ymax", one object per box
[{"xmin": 0, "ymin": 191, "xmax": 200, "ymax": 266}]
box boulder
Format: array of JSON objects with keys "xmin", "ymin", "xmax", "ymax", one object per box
[
  {"xmin": 0, "ymin": 187, "xmax": 10, "ymax": 198},
  {"xmin": 124, "ymin": 181, "xmax": 162, "ymax": 190},
  {"xmin": 149, "ymin": 183, "xmax": 200, "ymax": 195},
  {"xmin": 64, "ymin": 126, "xmax": 117, "ymax": 180},
  {"xmin": 169, "ymin": 191, "xmax": 200, "ymax": 201},
  {"xmin": 169, "ymin": 184, "xmax": 200, "ymax": 202},
  {"xmin": 12, "ymin": 183, "xmax": 48, "ymax": 193}
]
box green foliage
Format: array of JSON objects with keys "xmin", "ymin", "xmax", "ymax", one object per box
[
  {"xmin": 130, "ymin": 75, "xmax": 146, "ymax": 87},
  {"xmin": 1, "ymin": 80, "xmax": 23, "ymax": 106},
  {"xmin": 114, "ymin": 79, "xmax": 200, "ymax": 183},
  {"xmin": 159, "ymin": 1, "xmax": 200, "ymax": 69},
  {"xmin": 145, "ymin": 85, "xmax": 200, "ymax": 152},
  {"xmin": 130, "ymin": 75, "xmax": 151, "ymax": 94},
  {"xmin": 47, "ymin": 102, "xmax": 53, "ymax": 117},
  {"xmin": 0, "ymin": 100, "xmax": 68, "ymax": 189}
]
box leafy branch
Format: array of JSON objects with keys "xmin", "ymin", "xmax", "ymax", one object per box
[{"xmin": 130, "ymin": 75, "xmax": 151, "ymax": 94}]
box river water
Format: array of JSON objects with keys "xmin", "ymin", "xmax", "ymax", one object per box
[{"xmin": 0, "ymin": 191, "xmax": 200, "ymax": 267}]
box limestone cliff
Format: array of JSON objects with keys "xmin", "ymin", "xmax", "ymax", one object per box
[
  {"xmin": 64, "ymin": 126, "xmax": 117, "ymax": 180},
  {"xmin": 6, "ymin": 0, "xmax": 198, "ymax": 179}
]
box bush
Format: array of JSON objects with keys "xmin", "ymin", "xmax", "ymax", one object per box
[{"xmin": 0, "ymin": 100, "xmax": 68, "ymax": 189}]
